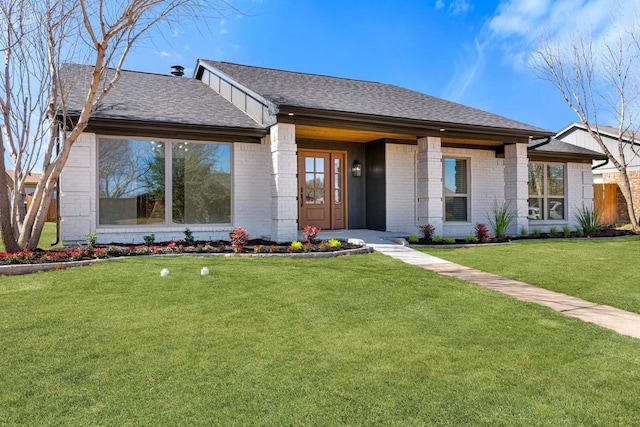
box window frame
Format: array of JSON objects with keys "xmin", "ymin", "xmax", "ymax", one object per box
[
  {"xmin": 443, "ymin": 157, "xmax": 471, "ymax": 223},
  {"xmin": 97, "ymin": 136, "xmax": 233, "ymax": 227},
  {"xmin": 527, "ymin": 161, "xmax": 566, "ymax": 222}
]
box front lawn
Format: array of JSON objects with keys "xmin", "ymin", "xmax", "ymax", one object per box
[
  {"xmin": 1, "ymin": 253, "xmax": 639, "ymax": 425},
  {"xmin": 419, "ymin": 236, "xmax": 640, "ymax": 314}
]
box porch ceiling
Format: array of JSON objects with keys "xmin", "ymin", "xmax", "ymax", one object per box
[{"xmin": 295, "ymin": 124, "xmax": 415, "ymax": 143}]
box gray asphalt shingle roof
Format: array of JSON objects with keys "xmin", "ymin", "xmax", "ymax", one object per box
[
  {"xmin": 201, "ymin": 60, "xmax": 550, "ymax": 134},
  {"xmin": 528, "ymin": 138, "xmax": 608, "ymax": 160},
  {"xmin": 61, "ymin": 63, "xmax": 264, "ymax": 129}
]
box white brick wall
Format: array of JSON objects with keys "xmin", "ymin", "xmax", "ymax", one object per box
[
  {"xmin": 60, "ymin": 133, "xmax": 96, "ymax": 244},
  {"xmin": 386, "ymin": 144, "xmax": 417, "ymax": 233},
  {"xmin": 233, "ymin": 142, "xmax": 272, "ymax": 238}
]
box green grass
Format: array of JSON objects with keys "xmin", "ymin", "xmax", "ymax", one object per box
[
  {"xmin": 1, "ymin": 253, "xmax": 640, "ymax": 425},
  {"xmin": 0, "ymin": 222, "xmax": 62, "ymax": 252},
  {"xmin": 420, "ymin": 236, "xmax": 640, "ymax": 314}
]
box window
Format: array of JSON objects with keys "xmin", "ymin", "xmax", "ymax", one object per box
[
  {"xmin": 528, "ymin": 162, "xmax": 565, "ymax": 220},
  {"xmin": 98, "ymin": 138, "xmax": 231, "ymax": 226},
  {"xmin": 444, "ymin": 158, "xmax": 469, "ymax": 222}
]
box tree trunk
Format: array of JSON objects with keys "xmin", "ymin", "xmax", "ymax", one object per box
[{"xmin": 618, "ymin": 173, "xmax": 639, "ymax": 231}]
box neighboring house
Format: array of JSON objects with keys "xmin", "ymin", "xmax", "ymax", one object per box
[
  {"xmin": 556, "ymin": 123, "xmax": 640, "ymax": 224},
  {"xmin": 58, "ymin": 61, "xmax": 605, "ymax": 244},
  {"xmin": 6, "ymin": 170, "xmax": 57, "ymax": 222}
]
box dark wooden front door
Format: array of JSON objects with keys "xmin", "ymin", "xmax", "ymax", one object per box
[{"xmin": 298, "ymin": 150, "xmax": 346, "ymax": 230}]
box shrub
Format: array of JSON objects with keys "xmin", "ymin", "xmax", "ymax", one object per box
[
  {"xmin": 253, "ymin": 245, "xmax": 265, "ymax": 253},
  {"xmin": 85, "ymin": 232, "xmax": 97, "ymax": 248},
  {"xmin": 230, "ymin": 227, "xmax": 249, "ymax": 247},
  {"xmin": 431, "ymin": 236, "xmax": 443, "ymax": 243},
  {"xmin": 143, "ymin": 234, "xmax": 156, "ymax": 245},
  {"xmin": 487, "ymin": 200, "xmax": 516, "ymax": 238},
  {"xmin": 520, "ymin": 226, "xmax": 528, "ymax": 237},
  {"xmin": 302, "ymin": 225, "xmax": 321, "ymax": 243},
  {"xmin": 474, "ymin": 223, "xmax": 490, "ymax": 242},
  {"xmin": 532, "ymin": 228, "xmax": 541, "ymax": 238},
  {"xmin": 183, "ymin": 228, "xmax": 195, "ymax": 246},
  {"xmin": 407, "ymin": 235, "xmax": 420, "ymax": 244},
  {"xmin": 563, "ymin": 225, "xmax": 572, "ymax": 237},
  {"xmin": 574, "ymin": 204, "xmax": 601, "ymax": 233},
  {"xmin": 328, "ymin": 239, "xmax": 341, "ymax": 248},
  {"xmin": 549, "ymin": 227, "xmax": 558, "ymax": 237},
  {"xmin": 318, "ymin": 241, "xmax": 330, "ymax": 251},
  {"xmin": 289, "ymin": 241, "xmax": 303, "ymax": 252},
  {"xmin": 444, "ymin": 237, "xmax": 456, "ymax": 244},
  {"xmin": 464, "ymin": 236, "xmax": 479, "ymax": 243},
  {"xmin": 418, "ymin": 224, "xmax": 435, "ymax": 240}
]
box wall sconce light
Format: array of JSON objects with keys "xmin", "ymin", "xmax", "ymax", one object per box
[{"xmin": 351, "ymin": 160, "xmax": 362, "ymax": 177}]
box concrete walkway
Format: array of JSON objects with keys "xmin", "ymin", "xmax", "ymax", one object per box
[{"xmin": 340, "ymin": 234, "xmax": 640, "ymax": 340}]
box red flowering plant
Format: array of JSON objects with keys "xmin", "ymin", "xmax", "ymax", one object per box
[
  {"xmin": 302, "ymin": 225, "xmax": 321, "ymax": 243},
  {"xmin": 230, "ymin": 227, "xmax": 249, "ymax": 252}
]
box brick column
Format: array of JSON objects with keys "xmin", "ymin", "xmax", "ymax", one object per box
[
  {"xmin": 504, "ymin": 143, "xmax": 529, "ymax": 234},
  {"xmin": 416, "ymin": 136, "xmax": 443, "ymax": 233},
  {"xmin": 269, "ymin": 123, "xmax": 298, "ymax": 242}
]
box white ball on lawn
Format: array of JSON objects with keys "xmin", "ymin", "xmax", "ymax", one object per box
[
  {"xmin": 160, "ymin": 268, "xmax": 170, "ymax": 277},
  {"xmin": 201, "ymin": 267, "xmax": 209, "ymax": 276}
]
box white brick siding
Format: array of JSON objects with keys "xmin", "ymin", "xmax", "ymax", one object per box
[
  {"xmin": 60, "ymin": 133, "xmax": 97, "ymax": 244},
  {"xmin": 386, "ymin": 144, "xmax": 417, "ymax": 233},
  {"xmin": 233, "ymin": 142, "xmax": 271, "ymax": 238}
]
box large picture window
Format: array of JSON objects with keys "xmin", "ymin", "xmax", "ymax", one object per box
[
  {"xmin": 444, "ymin": 158, "xmax": 469, "ymax": 222},
  {"xmin": 99, "ymin": 138, "xmax": 231, "ymax": 226},
  {"xmin": 528, "ymin": 162, "xmax": 565, "ymax": 220}
]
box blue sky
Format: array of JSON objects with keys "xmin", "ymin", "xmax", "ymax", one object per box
[{"xmin": 124, "ymin": 0, "xmax": 639, "ymax": 133}]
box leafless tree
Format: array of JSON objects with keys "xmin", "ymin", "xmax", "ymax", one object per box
[
  {"xmin": 531, "ymin": 27, "xmax": 640, "ymax": 231},
  {"xmin": 0, "ymin": 0, "xmax": 236, "ymax": 252}
]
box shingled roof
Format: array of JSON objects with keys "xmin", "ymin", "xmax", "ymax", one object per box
[
  {"xmin": 61, "ymin": 63, "xmax": 264, "ymax": 130},
  {"xmin": 528, "ymin": 138, "xmax": 608, "ymax": 161},
  {"xmin": 200, "ymin": 60, "xmax": 550, "ymax": 136}
]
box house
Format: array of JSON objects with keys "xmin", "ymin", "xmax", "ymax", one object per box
[
  {"xmin": 58, "ymin": 61, "xmax": 605, "ymax": 244},
  {"xmin": 556, "ymin": 123, "xmax": 639, "ymax": 224},
  {"xmin": 6, "ymin": 170, "xmax": 57, "ymax": 222}
]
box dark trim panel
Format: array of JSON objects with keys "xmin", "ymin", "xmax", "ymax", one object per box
[
  {"xmin": 63, "ymin": 117, "xmax": 267, "ymax": 143},
  {"xmin": 277, "ymin": 106, "xmax": 552, "ymax": 143}
]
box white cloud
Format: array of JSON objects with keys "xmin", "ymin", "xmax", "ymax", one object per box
[
  {"xmin": 443, "ymin": 37, "xmax": 487, "ymax": 101},
  {"xmin": 449, "ymin": 0, "xmax": 472, "ymax": 16},
  {"xmin": 435, "ymin": 0, "xmax": 445, "ymax": 9},
  {"xmin": 156, "ymin": 51, "xmax": 171, "ymax": 57}
]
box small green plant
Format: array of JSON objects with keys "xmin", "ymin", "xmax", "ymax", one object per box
[
  {"xmin": 563, "ymin": 225, "xmax": 572, "ymax": 237},
  {"xmin": 575, "ymin": 228, "xmax": 584, "ymax": 237},
  {"xmin": 328, "ymin": 239, "xmax": 341, "ymax": 248},
  {"xmin": 549, "ymin": 227, "xmax": 558, "ymax": 237},
  {"xmin": 574, "ymin": 204, "xmax": 601, "ymax": 233},
  {"xmin": 520, "ymin": 226, "xmax": 528, "ymax": 237},
  {"xmin": 431, "ymin": 236, "xmax": 443, "ymax": 243},
  {"xmin": 464, "ymin": 236, "xmax": 479, "ymax": 243},
  {"xmin": 183, "ymin": 228, "xmax": 195, "ymax": 246},
  {"xmin": 418, "ymin": 224, "xmax": 436, "ymax": 240},
  {"xmin": 85, "ymin": 232, "xmax": 97, "ymax": 248},
  {"xmin": 532, "ymin": 228, "xmax": 541, "ymax": 238},
  {"xmin": 487, "ymin": 200, "xmax": 517, "ymax": 238},
  {"xmin": 143, "ymin": 234, "xmax": 156, "ymax": 245},
  {"xmin": 444, "ymin": 237, "xmax": 456, "ymax": 244},
  {"xmin": 319, "ymin": 241, "xmax": 330, "ymax": 251},
  {"xmin": 407, "ymin": 235, "xmax": 420, "ymax": 244}
]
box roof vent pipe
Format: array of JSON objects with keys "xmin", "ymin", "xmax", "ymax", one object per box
[{"xmin": 171, "ymin": 65, "xmax": 184, "ymax": 77}]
